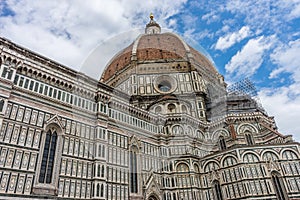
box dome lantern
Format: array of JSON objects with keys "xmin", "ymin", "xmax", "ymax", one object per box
[{"xmin": 145, "ymin": 13, "xmax": 161, "ymax": 34}]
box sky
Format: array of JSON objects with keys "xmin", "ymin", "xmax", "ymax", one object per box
[{"xmin": 0, "ymin": 0, "xmax": 300, "ymax": 141}]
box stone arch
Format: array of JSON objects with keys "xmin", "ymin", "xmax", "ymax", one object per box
[
  {"xmin": 193, "ymin": 163, "xmax": 200, "ymax": 173},
  {"xmin": 237, "ymin": 123, "xmax": 258, "ymax": 135},
  {"xmin": 195, "ymin": 129, "xmax": 204, "ymax": 140},
  {"xmin": 175, "ymin": 162, "xmax": 190, "ymax": 172},
  {"xmin": 184, "ymin": 125, "xmax": 193, "ymax": 136},
  {"xmin": 181, "ymin": 104, "xmax": 187, "ymax": 113},
  {"xmin": 242, "ymin": 152, "xmax": 260, "ymax": 163},
  {"xmin": 171, "ymin": 124, "xmax": 184, "ymax": 135},
  {"xmin": 211, "ymin": 128, "xmax": 230, "ymax": 141},
  {"xmin": 148, "ymin": 193, "xmax": 160, "ymax": 200},
  {"xmin": 129, "ymin": 135, "xmax": 141, "ymax": 150},
  {"xmin": 167, "ymin": 103, "xmax": 176, "ymax": 113},
  {"xmin": 281, "ymin": 149, "xmax": 299, "ymax": 160},
  {"xmin": 203, "ymin": 160, "xmax": 219, "ymax": 172},
  {"xmin": 261, "ymin": 150, "xmax": 279, "ymax": 161},
  {"xmin": 221, "ymin": 155, "xmax": 238, "ymax": 167},
  {"xmin": 33, "ymin": 117, "xmax": 64, "ymax": 195}
]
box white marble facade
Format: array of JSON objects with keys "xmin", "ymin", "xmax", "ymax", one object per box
[{"xmin": 0, "ymin": 18, "xmax": 299, "ymax": 200}]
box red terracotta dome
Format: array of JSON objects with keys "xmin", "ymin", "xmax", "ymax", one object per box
[{"xmin": 100, "ymin": 17, "xmax": 218, "ymax": 83}]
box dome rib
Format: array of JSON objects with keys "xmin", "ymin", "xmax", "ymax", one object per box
[{"xmin": 100, "ymin": 32, "xmax": 218, "ymax": 83}]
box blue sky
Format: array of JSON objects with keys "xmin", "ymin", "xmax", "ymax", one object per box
[{"xmin": 0, "ymin": 0, "xmax": 300, "ymax": 141}]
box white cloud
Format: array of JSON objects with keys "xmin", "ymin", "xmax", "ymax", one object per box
[
  {"xmin": 201, "ymin": 10, "xmax": 220, "ymax": 24},
  {"xmin": 289, "ymin": 3, "xmax": 300, "ymax": 19},
  {"xmin": 215, "ymin": 26, "xmax": 251, "ymax": 51},
  {"xmin": 270, "ymin": 39, "xmax": 300, "ymax": 81},
  {"xmin": 224, "ymin": 0, "xmax": 300, "ymax": 33},
  {"xmin": 259, "ymin": 84, "xmax": 300, "ymax": 142},
  {"xmin": 0, "ymin": 0, "xmax": 187, "ymax": 76},
  {"xmin": 260, "ymin": 38, "xmax": 300, "ymax": 142},
  {"xmin": 277, "ymin": 0, "xmax": 300, "ymax": 19},
  {"xmin": 81, "ymin": 29, "xmax": 143, "ymax": 79},
  {"xmin": 225, "ymin": 35, "xmax": 274, "ymax": 79}
]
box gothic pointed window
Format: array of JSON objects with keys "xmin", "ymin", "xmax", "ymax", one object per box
[
  {"xmin": 213, "ymin": 180, "xmax": 223, "ymax": 200},
  {"xmin": 101, "ymin": 165, "xmax": 105, "ymax": 177},
  {"xmin": 245, "ymin": 132, "xmax": 254, "ymax": 145},
  {"xmin": 39, "ymin": 130, "xmax": 57, "ymax": 183},
  {"xmin": 96, "ymin": 183, "xmax": 100, "ymax": 197},
  {"xmin": 130, "ymin": 146, "xmax": 138, "ymax": 193},
  {"xmin": 219, "ymin": 136, "xmax": 226, "ymax": 150},
  {"xmin": 173, "ymin": 193, "xmax": 177, "ymax": 200},
  {"xmin": 100, "ymin": 184, "xmax": 104, "ymax": 197},
  {"xmin": 181, "ymin": 105, "xmax": 187, "ymax": 113},
  {"xmin": 271, "ymin": 172, "xmax": 288, "ymax": 200}
]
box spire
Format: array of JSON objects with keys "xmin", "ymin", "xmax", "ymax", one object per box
[{"xmin": 145, "ymin": 13, "xmax": 161, "ymax": 34}]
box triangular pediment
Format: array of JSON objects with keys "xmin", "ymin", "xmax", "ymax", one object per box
[
  {"xmin": 129, "ymin": 135, "xmax": 141, "ymax": 148},
  {"xmin": 144, "ymin": 172, "xmax": 162, "ymax": 199},
  {"xmin": 44, "ymin": 114, "xmax": 65, "ymax": 132}
]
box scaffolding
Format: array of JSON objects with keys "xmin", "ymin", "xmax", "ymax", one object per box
[
  {"xmin": 227, "ymin": 78, "xmax": 258, "ymax": 97},
  {"xmin": 227, "ymin": 78, "xmax": 265, "ymax": 113}
]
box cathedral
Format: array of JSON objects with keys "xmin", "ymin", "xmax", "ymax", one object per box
[{"xmin": 0, "ymin": 14, "xmax": 299, "ymax": 200}]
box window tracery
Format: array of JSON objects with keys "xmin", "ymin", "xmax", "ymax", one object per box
[
  {"xmin": 271, "ymin": 171, "xmax": 288, "ymax": 200},
  {"xmin": 213, "ymin": 180, "xmax": 223, "ymax": 200},
  {"xmin": 39, "ymin": 130, "xmax": 57, "ymax": 183},
  {"xmin": 130, "ymin": 146, "xmax": 138, "ymax": 193},
  {"xmin": 219, "ymin": 136, "xmax": 226, "ymax": 150}
]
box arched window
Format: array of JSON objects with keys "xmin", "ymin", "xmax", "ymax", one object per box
[
  {"xmin": 181, "ymin": 105, "xmax": 187, "ymax": 113},
  {"xmin": 271, "ymin": 172, "xmax": 288, "ymax": 200},
  {"xmin": 169, "ymin": 162, "xmax": 173, "ymax": 171},
  {"xmin": 245, "ymin": 132, "xmax": 254, "ymax": 145},
  {"xmin": 167, "ymin": 104, "xmax": 176, "ymax": 113},
  {"xmin": 167, "ymin": 192, "xmax": 171, "ymax": 200},
  {"xmin": 98, "ymin": 145, "xmax": 101, "ymax": 157},
  {"xmin": 219, "ymin": 136, "xmax": 226, "ymax": 150},
  {"xmin": 97, "ymin": 165, "xmax": 101, "ymax": 177},
  {"xmin": 96, "ymin": 183, "xmax": 100, "ymax": 197},
  {"xmin": 39, "ymin": 130, "xmax": 57, "ymax": 183},
  {"xmin": 213, "ymin": 180, "xmax": 223, "ymax": 200},
  {"xmin": 0, "ymin": 99, "xmax": 4, "ymax": 112},
  {"xmin": 173, "ymin": 193, "xmax": 177, "ymax": 200},
  {"xmin": 100, "ymin": 184, "xmax": 104, "ymax": 197},
  {"xmin": 101, "ymin": 165, "xmax": 105, "ymax": 177},
  {"xmin": 130, "ymin": 146, "xmax": 138, "ymax": 193},
  {"xmin": 194, "ymin": 164, "xmax": 200, "ymax": 173},
  {"xmin": 102, "ymin": 146, "xmax": 105, "ymax": 157}
]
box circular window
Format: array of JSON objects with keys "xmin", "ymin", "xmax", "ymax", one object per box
[
  {"xmin": 158, "ymin": 80, "xmax": 171, "ymax": 92},
  {"xmin": 154, "ymin": 75, "xmax": 177, "ymax": 94}
]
